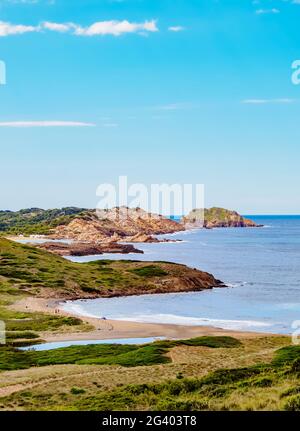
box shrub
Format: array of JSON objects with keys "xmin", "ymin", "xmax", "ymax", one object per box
[
  {"xmin": 70, "ymin": 387, "xmax": 86, "ymax": 395},
  {"xmin": 283, "ymin": 395, "xmax": 300, "ymax": 411},
  {"xmin": 130, "ymin": 265, "xmax": 168, "ymax": 277}
]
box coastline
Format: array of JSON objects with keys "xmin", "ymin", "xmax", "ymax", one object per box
[{"xmin": 11, "ymin": 297, "xmax": 272, "ymax": 343}]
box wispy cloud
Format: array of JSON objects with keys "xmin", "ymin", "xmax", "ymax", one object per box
[
  {"xmin": 74, "ymin": 20, "xmax": 158, "ymax": 36},
  {"xmin": 0, "ymin": 19, "xmax": 158, "ymax": 37},
  {"xmin": 168, "ymin": 26, "xmax": 185, "ymax": 32},
  {"xmin": 0, "ymin": 121, "xmax": 96, "ymax": 127},
  {"xmin": 242, "ymin": 98, "xmax": 295, "ymax": 104},
  {"xmin": 255, "ymin": 8, "xmax": 280, "ymax": 14},
  {"xmin": 0, "ymin": 21, "xmax": 36, "ymax": 36},
  {"xmin": 42, "ymin": 21, "xmax": 74, "ymax": 33}
]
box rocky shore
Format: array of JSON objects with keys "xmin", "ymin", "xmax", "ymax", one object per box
[
  {"xmin": 35, "ymin": 241, "xmax": 144, "ymax": 256},
  {"xmin": 3, "ymin": 206, "xmax": 262, "ymax": 257}
]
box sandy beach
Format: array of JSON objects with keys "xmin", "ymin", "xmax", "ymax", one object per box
[{"xmin": 11, "ymin": 297, "xmax": 269, "ymax": 343}]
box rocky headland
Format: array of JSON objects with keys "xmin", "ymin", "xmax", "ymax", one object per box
[
  {"xmin": 0, "ymin": 238, "xmax": 225, "ymax": 300},
  {"xmin": 35, "ymin": 241, "xmax": 144, "ymax": 256},
  {"xmin": 1, "ymin": 206, "xmax": 261, "ymax": 257},
  {"xmin": 182, "ymin": 207, "xmax": 262, "ymax": 229}
]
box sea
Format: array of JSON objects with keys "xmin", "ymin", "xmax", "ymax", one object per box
[{"xmin": 61, "ymin": 216, "xmax": 300, "ymax": 335}]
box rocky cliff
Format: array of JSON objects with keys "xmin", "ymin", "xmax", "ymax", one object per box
[
  {"xmin": 181, "ymin": 207, "xmax": 262, "ymax": 229},
  {"xmin": 52, "ymin": 207, "xmax": 183, "ymax": 242}
]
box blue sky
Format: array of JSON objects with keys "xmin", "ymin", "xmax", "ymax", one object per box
[{"xmin": 0, "ymin": 0, "xmax": 300, "ymax": 213}]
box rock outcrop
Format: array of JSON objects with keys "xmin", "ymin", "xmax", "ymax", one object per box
[
  {"xmin": 52, "ymin": 207, "xmax": 183, "ymax": 242},
  {"xmin": 182, "ymin": 207, "xmax": 262, "ymax": 229},
  {"xmin": 35, "ymin": 241, "xmax": 143, "ymax": 256}
]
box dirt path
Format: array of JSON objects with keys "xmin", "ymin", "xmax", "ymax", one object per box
[{"xmin": 0, "ymin": 369, "xmax": 107, "ymax": 398}]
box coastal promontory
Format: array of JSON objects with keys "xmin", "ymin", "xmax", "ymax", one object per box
[{"xmin": 182, "ymin": 207, "xmax": 262, "ymax": 229}]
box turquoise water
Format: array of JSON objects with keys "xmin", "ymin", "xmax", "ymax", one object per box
[{"xmin": 64, "ymin": 216, "xmax": 300, "ymax": 334}]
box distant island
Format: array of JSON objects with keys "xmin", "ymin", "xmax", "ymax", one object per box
[{"xmin": 182, "ymin": 207, "xmax": 262, "ymax": 229}]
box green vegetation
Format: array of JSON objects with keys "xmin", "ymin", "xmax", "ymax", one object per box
[
  {"xmin": 0, "ymin": 234, "xmax": 298, "ymax": 411},
  {"xmin": 204, "ymin": 207, "xmax": 236, "ymax": 223},
  {"xmin": 0, "ymin": 238, "xmax": 205, "ymax": 299},
  {"xmin": 0, "ymin": 207, "xmax": 88, "ymax": 235},
  {"xmin": 130, "ymin": 265, "xmax": 168, "ymax": 277},
  {"xmin": 272, "ymin": 345, "xmax": 300, "ymax": 366},
  {"xmin": 182, "ymin": 207, "xmax": 257, "ymax": 228},
  {"xmin": 71, "ymin": 387, "xmax": 86, "ymax": 395},
  {"xmin": 0, "ymin": 336, "xmax": 240, "ymax": 371},
  {"xmin": 0, "ymin": 237, "xmax": 220, "ymax": 350},
  {"xmin": 1, "ymin": 307, "xmax": 87, "ymax": 347},
  {"xmin": 92, "ymin": 344, "xmax": 300, "ymax": 411},
  {"xmin": 1, "ymin": 340, "xmax": 300, "ymax": 411}
]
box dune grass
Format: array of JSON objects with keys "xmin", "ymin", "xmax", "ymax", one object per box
[
  {"xmin": 0, "ymin": 336, "xmax": 241, "ymax": 371},
  {"xmin": 1, "ymin": 340, "xmax": 300, "ymax": 411}
]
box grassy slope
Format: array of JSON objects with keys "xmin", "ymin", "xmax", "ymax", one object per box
[
  {"xmin": 0, "ymin": 238, "xmax": 220, "ymax": 346},
  {"xmin": 0, "ymin": 207, "xmax": 88, "ymax": 235},
  {"xmin": 0, "ymin": 336, "xmax": 242, "ymax": 371},
  {"xmin": 205, "ymin": 207, "xmax": 236, "ymax": 222},
  {"xmin": 1, "ymin": 336, "xmax": 299, "ymax": 411},
  {"xmin": 82, "ymin": 347, "xmax": 300, "ymax": 411},
  {"xmin": 0, "ymin": 238, "xmax": 299, "ymax": 411},
  {"xmin": 0, "ymin": 238, "xmax": 217, "ymax": 300}
]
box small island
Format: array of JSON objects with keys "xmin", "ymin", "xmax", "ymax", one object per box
[{"xmin": 182, "ymin": 207, "xmax": 263, "ymax": 229}]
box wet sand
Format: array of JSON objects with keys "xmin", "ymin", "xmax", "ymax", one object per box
[{"xmin": 11, "ymin": 297, "xmax": 270, "ymax": 342}]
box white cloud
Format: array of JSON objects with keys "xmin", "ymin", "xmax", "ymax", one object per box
[
  {"xmin": 0, "ymin": 19, "xmax": 158, "ymax": 37},
  {"xmin": 0, "ymin": 21, "xmax": 37, "ymax": 36},
  {"xmin": 73, "ymin": 20, "xmax": 158, "ymax": 36},
  {"xmin": 168, "ymin": 26, "xmax": 185, "ymax": 32},
  {"xmin": 255, "ymin": 8, "xmax": 280, "ymax": 14},
  {"xmin": 242, "ymin": 98, "xmax": 295, "ymax": 104},
  {"xmin": 42, "ymin": 21, "xmax": 74, "ymax": 33},
  {"xmin": 0, "ymin": 121, "xmax": 96, "ymax": 127}
]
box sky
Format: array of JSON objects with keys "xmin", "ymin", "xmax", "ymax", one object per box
[{"xmin": 0, "ymin": 0, "xmax": 300, "ymax": 214}]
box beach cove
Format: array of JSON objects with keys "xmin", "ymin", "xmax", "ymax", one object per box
[{"xmin": 63, "ymin": 216, "xmax": 300, "ymax": 336}]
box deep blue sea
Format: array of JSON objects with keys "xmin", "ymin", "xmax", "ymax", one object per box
[{"xmin": 63, "ymin": 216, "xmax": 300, "ymax": 334}]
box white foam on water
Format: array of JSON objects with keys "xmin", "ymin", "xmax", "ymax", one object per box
[
  {"xmin": 109, "ymin": 314, "xmax": 272, "ymax": 330},
  {"xmin": 60, "ymin": 302, "xmax": 103, "ymax": 319},
  {"xmin": 61, "ymin": 301, "xmax": 273, "ymax": 331}
]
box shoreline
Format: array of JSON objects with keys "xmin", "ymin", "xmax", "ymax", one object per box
[{"xmin": 11, "ymin": 297, "xmax": 275, "ymax": 343}]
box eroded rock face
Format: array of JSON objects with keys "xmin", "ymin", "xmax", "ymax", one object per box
[
  {"xmin": 52, "ymin": 207, "xmax": 184, "ymax": 242},
  {"xmin": 181, "ymin": 207, "xmax": 262, "ymax": 229},
  {"xmin": 35, "ymin": 241, "xmax": 143, "ymax": 256}
]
